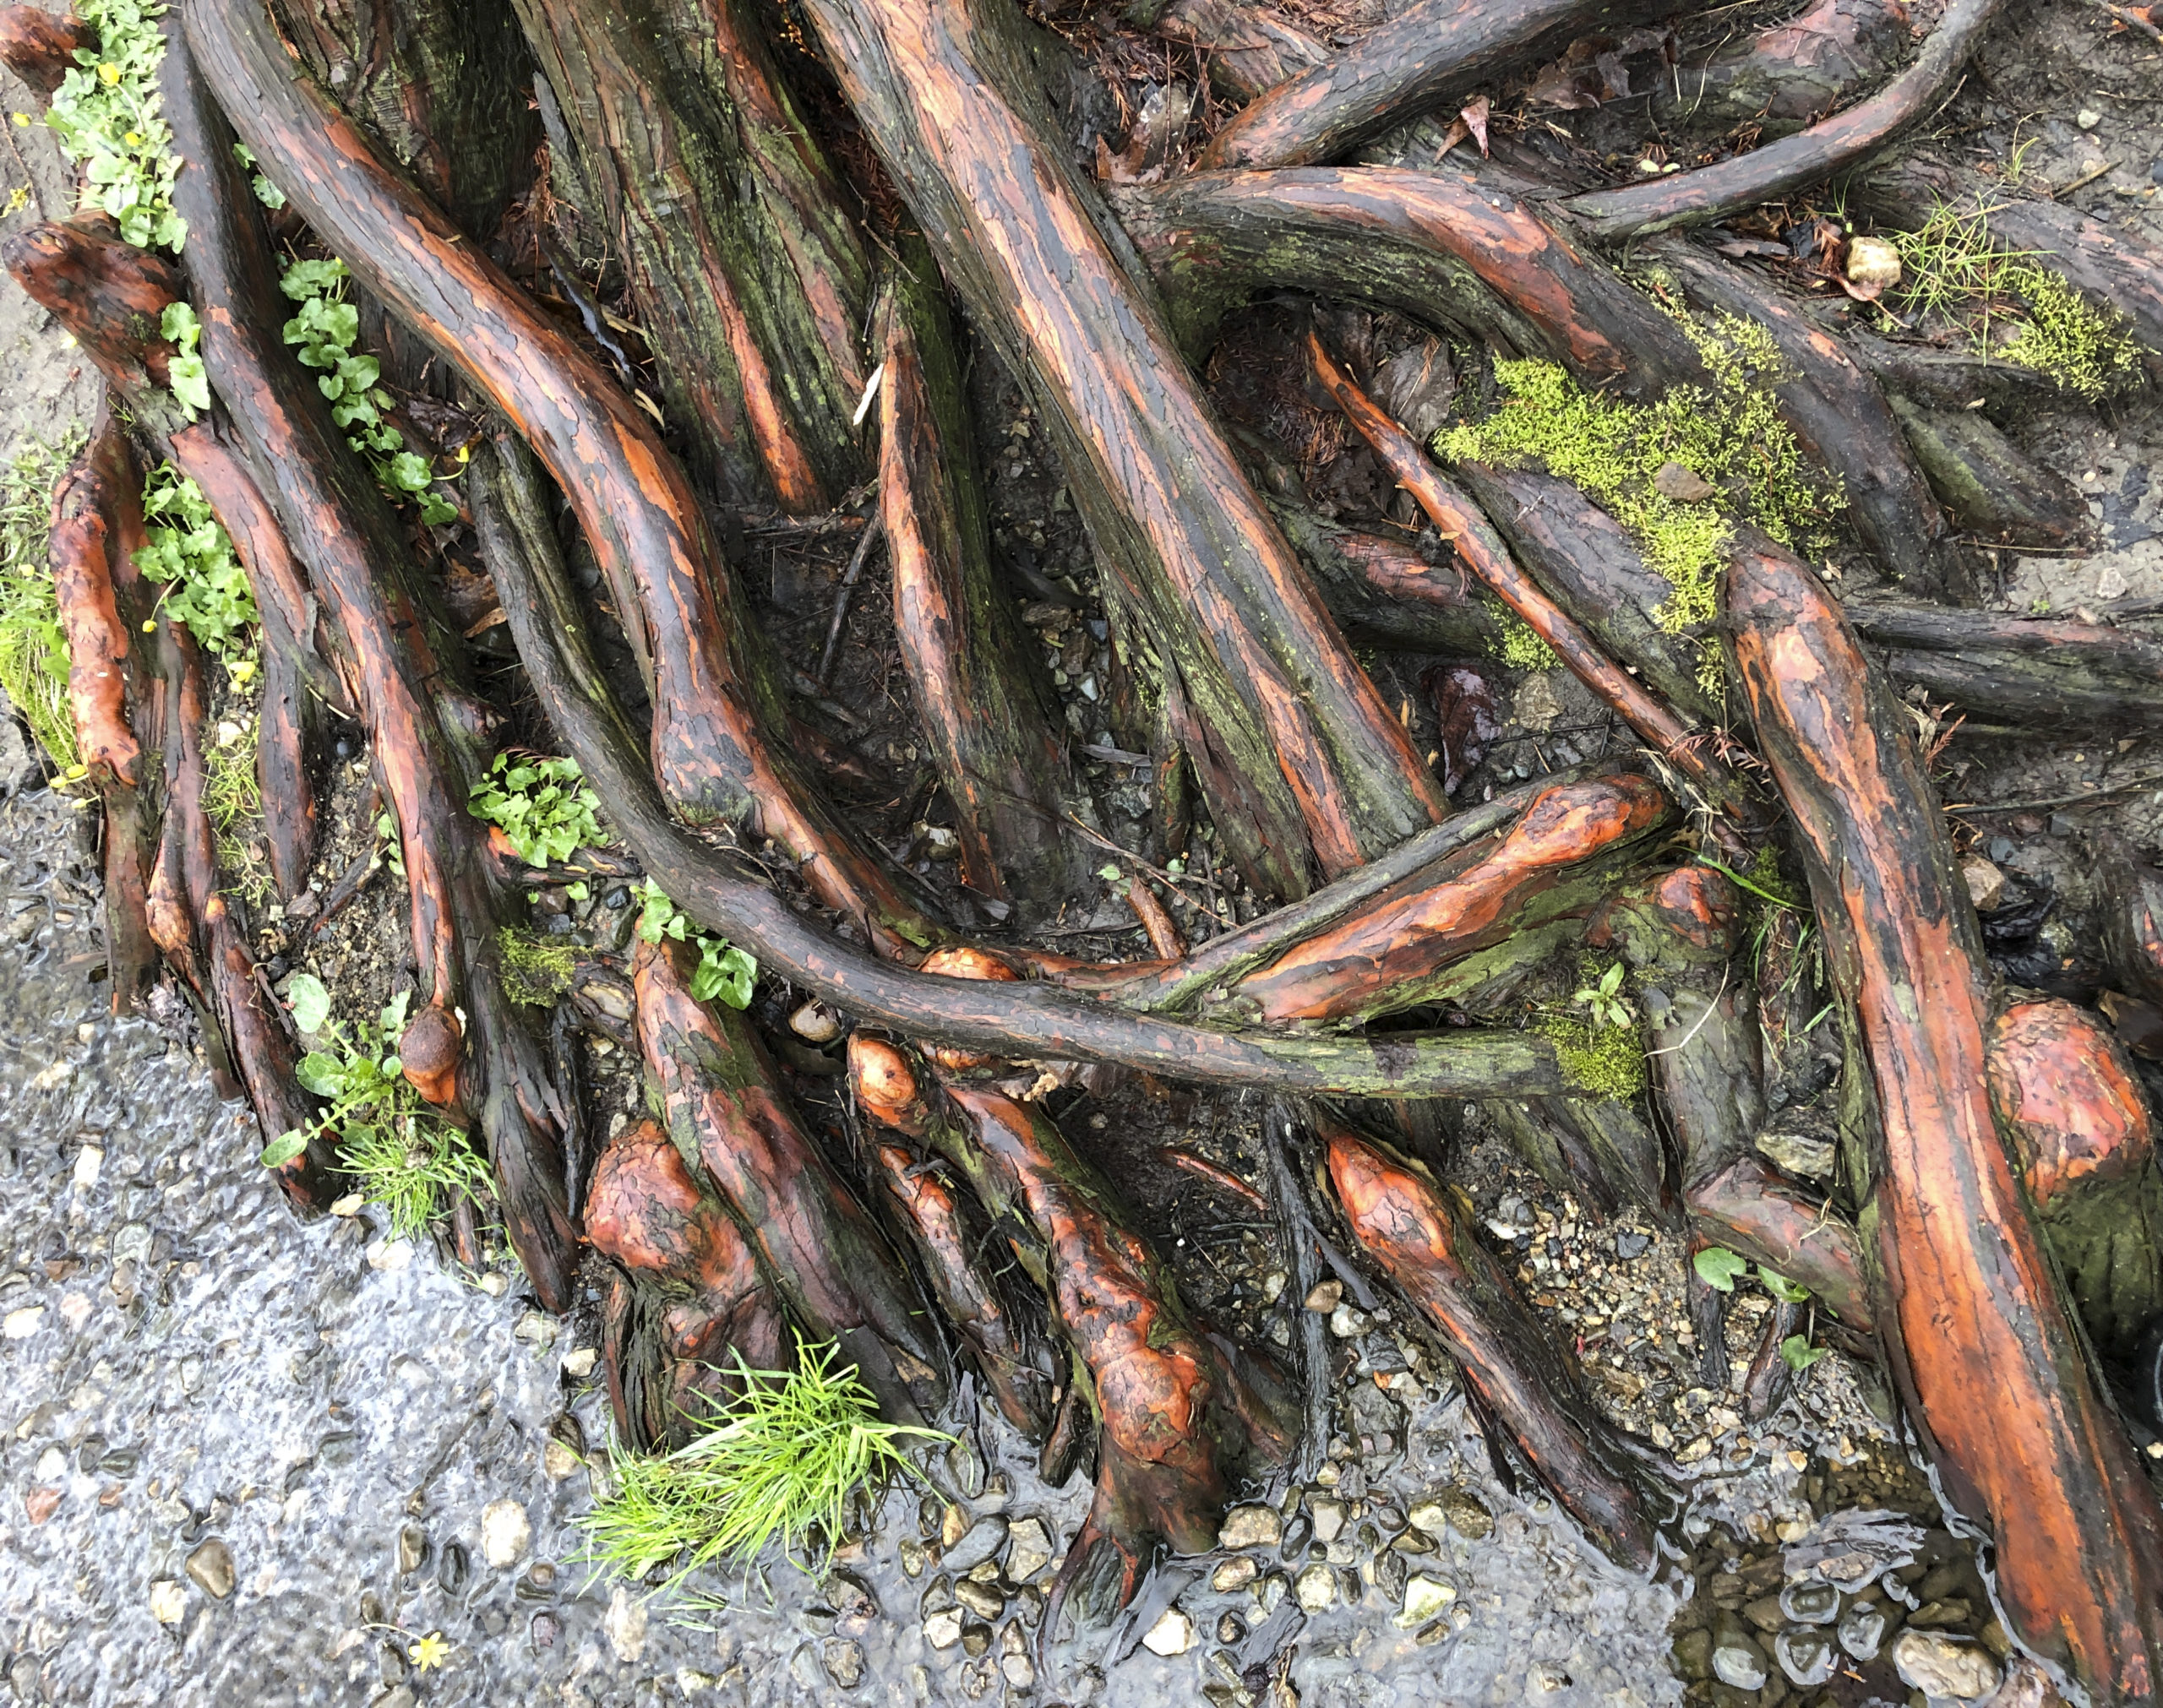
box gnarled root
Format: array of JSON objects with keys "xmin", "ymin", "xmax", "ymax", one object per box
[
  {"xmin": 1323, "ymin": 1115, "xmax": 1662, "ymax": 1569},
  {"xmin": 1728, "ymin": 531, "xmax": 2163, "ymax": 1700},
  {"xmin": 634, "ymin": 936, "xmax": 947, "ymax": 1423},
  {"xmin": 586, "ymin": 1118, "xmax": 787, "ymax": 1451}
]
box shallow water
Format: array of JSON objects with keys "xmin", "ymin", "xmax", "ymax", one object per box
[{"xmin": 0, "ymin": 785, "xmax": 1714, "ymax": 1707}]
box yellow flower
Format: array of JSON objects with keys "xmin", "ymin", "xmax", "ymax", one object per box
[
  {"xmin": 11, "ymin": 113, "xmax": 29, "ymax": 128},
  {"xmin": 123, "ymin": 131, "xmax": 142, "ymax": 146},
  {"xmin": 98, "ymin": 63, "xmax": 121, "ymax": 85},
  {"xmin": 408, "ymin": 1632, "xmax": 450, "ymax": 1673}
]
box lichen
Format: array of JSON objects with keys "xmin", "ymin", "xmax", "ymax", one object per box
[
  {"xmin": 499, "ymin": 928, "xmax": 577, "ymax": 1007},
  {"xmin": 1537, "ymin": 1010, "xmax": 1647, "ymax": 1100},
  {"xmin": 1436, "ymin": 318, "xmax": 1842, "ymax": 694}
]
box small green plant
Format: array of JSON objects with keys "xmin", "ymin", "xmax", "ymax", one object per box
[
  {"xmin": 259, "ymin": 976, "xmax": 489, "ymax": 1234},
  {"xmin": 499, "ymin": 927, "xmax": 577, "ymax": 1006},
  {"xmin": 1693, "ymin": 1245, "xmax": 1814, "ymax": 1309},
  {"xmin": 468, "ymin": 750, "xmax": 608, "ymax": 865},
  {"xmin": 135, "ymin": 461, "xmax": 258, "ymax": 660},
  {"xmin": 280, "ymin": 256, "xmax": 459, "ymax": 524},
  {"xmin": 1779, "ymin": 1334, "xmax": 1827, "ymax": 1373},
  {"xmin": 1572, "ymin": 960, "xmax": 1632, "ymax": 1031},
  {"xmin": 232, "ymin": 141, "xmax": 285, "ymax": 209},
  {"xmin": 160, "ymin": 301, "xmax": 210, "ymax": 419},
  {"xmin": 1889, "ymin": 201, "xmax": 2142, "ymax": 400},
  {"xmin": 0, "ymin": 430, "xmax": 86, "ymax": 772},
  {"xmin": 578, "ymin": 1341, "xmax": 949, "ymax": 1586},
  {"xmin": 44, "ymin": 0, "xmax": 186, "ymax": 252},
  {"xmin": 636, "ymin": 879, "xmax": 756, "ymax": 1009}
]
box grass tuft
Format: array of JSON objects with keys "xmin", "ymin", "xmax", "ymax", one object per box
[
  {"xmin": 0, "ymin": 431, "xmax": 85, "ymax": 774},
  {"xmin": 579, "ymin": 1341, "xmax": 948, "ymax": 1589},
  {"xmin": 204, "ymin": 715, "xmax": 272, "ymax": 907},
  {"xmin": 1889, "ymin": 201, "xmax": 2141, "ymax": 400}
]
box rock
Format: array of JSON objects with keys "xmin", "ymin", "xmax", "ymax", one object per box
[
  {"xmin": 944, "ymin": 1515, "xmax": 1007, "ymax": 1574},
  {"xmin": 940, "ymin": 1502, "xmax": 970, "ymax": 1550},
  {"xmin": 1375, "ymin": 1547, "xmax": 1408, "ymax": 1603},
  {"xmin": 1909, "ymin": 1597, "xmax": 1972, "ymax": 1628},
  {"xmin": 1395, "ymin": 1575, "xmax": 1457, "ymax": 1629},
  {"xmin": 1327, "ymin": 1302, "xmax": 1372, "ymax": 1338},
  {"xmin": 1892, "ymin": 1629, "xmax": 2000, "ymax": 1700},
  {"xmin": 149, "ymin": 1580, "xmax": 187, "ymax": 1624},
  {"xmin": 953, "ymin": 1580, "xmax": 1005, "ymax": 1621},
  {"xmin": 1756, "ymin": 1125, "xmax": 1837, "ymax": 1181},
  {"xmin": 1779, "ymin": 1579, "xmax": 1840, "ymax": 1624},
  {"xmin": 71, "ymin": 1145, "xmax": 101, "ymax": 1190},
  {"xmin": 1000, "ymin": 1650, "xmax": 1035, "ymax": 1689},
  {"xmin": 561, "ymin": 1346, "xmax": 597, "ymax": 1379},
  {"xmin": 1959, "ymin": 854, "xmax": 2006, "ymax": 913},
  {"xmin": 1212, "ymin": 1556, "xmax": 1258, "ymax": 1593},
  {"xmin": 1218, "ymin": 1504, "xmax": 1283, "ymax": 1549},
  {"xmin": 1742, "ymin": 1593, "xmax": 1786, "ymax": 1634},
  {"xmin": 898, "ymin": 1539, "xmax": 928, "ymax": 1578},
  {"xmin": 1217, "ymin": 1612, "xmax": 1246, "ymax": 1645},
  {"xmin": 186, "ymin": 1538, "xmax": 236, "ymax": 1600},
  {"xmin": 1307, "ymin": 1496, "xmax": 1347, "ymax": 1544},
  {"xmin": 23, "ymin": 1487, "xmax": 59, "ymax": 1525},
  {"xmin": 481, "ymin": 1499, "xmax": 531, "ymax": 1568},
  {"xmin": 437, "ymin": 1542, "xmax": 469, "ymax": 1593},
  {"xmin": 820, "ymin": 1639, "xmax": 866, "ymax": 1689},
  {"xmin": 790, "ymin": 1001, "xmax": 842, "ymax": 1044},
  {"xmin": 1838, "ymin": 1602, "xmax": 1888, "ymax": 1661},
  {"xmin": 397, "ymin": 1525, "xmax": 428, "ymax": 1575},
  {"xmin": 1777, "ymin": 1627, "xmax": 1838, "ymax": 1687},
  {"xmin": 1653, "ymin": 460, "xmax": 1718, "ymax": 503},
  {"xmin": 1527, "ymin": 1664, "xmax": 1572, "ymax": 1694},
  {"xmin": 1711, "ymin": 1624, "xmax": 1770, "ymax": 1690},
  {"xmin": 1408, "ymin": 1486, "xmax": 1492, "ymax": 1541},
  {"xmin": 1294, "ymin": 1564, "xmax": 1338, "ymax": 1613},
  {"xmin": 3, "ymin": 1304, "xmax": 44, "ymax": 1339},
  {"xmin": 1671, "ymin": 1627, "xmax": 1714, "ymax": 1682},
  {"xmin": 1141, "ymin": 1607, "xmax": 1195, "ymax": 1657},
  {"xmin": 1844, "ymin": 237, "xmax": 1903, "ymax": 291},
  {"xmin": 1005, "ymin": 1516, "xmax": 1052, "ymax": 1584},
  {"xmin": 604, "ymin": 1585, "xmax": 648, "ymax": 1662},
  {"xmin": 960, "ymin": 1623, "xmax": 991, "ymax": 1657},
  {"xmin": 542, "ymin": 1439, "xmax": 581, "ymax": 1482},
  {"xmin": 923, "ymin": 1609, "xmax": 965, "ymax": 1650},
  {"xmin": 1302, "ymin": 1279, "xmax": 1343, "ymax": 1313},
  {"xmin": 513, "ymin": 1310, "xmax": 556, "ymax": 1346},
  {"xmin": 2077, "ymin": 107, "xmax": 2101, "ymax": 129}
]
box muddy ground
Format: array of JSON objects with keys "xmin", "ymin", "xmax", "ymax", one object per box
[{"xmin": 3, "ymin": 0, "xmax": 2163, "ymax": 1703}]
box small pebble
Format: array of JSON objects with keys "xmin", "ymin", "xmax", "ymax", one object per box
[
  {"xmin": 481, "ymin": 1499, "xmax": 531, "ymax": 1569},
  {"xmin": 1141, "ymin": 1607, "xmax": 1195, "ymax": 1657}
]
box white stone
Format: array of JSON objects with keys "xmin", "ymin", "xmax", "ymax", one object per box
[
  {"xmin": 923, "ymin": 1609, "xmax": 965, "ymax": 1650},
  {"xmin": 480, "ymin": 1499, "xmax": 531, "ymax": 1568},
  {"xmin": 1844, "ymin": 237, "xmax": 1902, "ymax": 291},
  {"xmin": 1218, "ymin": 1503, "xmax": 1282, "ymax": 1549},
  {"xmin": 364, "ymin": 1238, "xmax": 414, "ymax": 1272},
  {"xmin": 561, "ymin": 1347, "xmax": 597, "ymax": 1379},
  {"xmin": 1140, "ymin": 1608, "xmax": 1195, "ymax": 1657},
  {"xmin": 1892, "ymin": 1630, "xmax": 2000, "ymax": 1700},
  {"xmin": 1212, "ymin": 1556, "xmax": 1259, "ymax": 1593},
  {"xmin": 604, "ymin": 1585, "xmax": 649, "ymax": 1662},
  {"xmin": 149, "ymin": 1580, "xmax": 187, "ymax": 1624},
  {"xmin": 542, "ymin": 1439, "xmax": 583, "ymax": 1482},
  {"xmin": 1396, "ymin": 1575, "xmax": 1457, "ymax": 1628},
  {"xmin": 1005, "ymin": 1516, "xmax": 1053, "ymax": 1584},
  {"xmin": 72, "ymin": 1145, "xmax": 102, "ymax": 1189},
  {"xmin": 3, "ymin": 1305, "xmax": 44, "ymax": 1340},
  {"xmin": 1294, "ymin": 1564, "xmax": 1338, "ymax": 1613}
]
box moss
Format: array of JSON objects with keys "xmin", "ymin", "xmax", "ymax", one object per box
[
  {"xmin": 1997, "ymin": 267, "xmax": 2140, "ymax": 401},
  {"xmin": 203, "ymin": 716, "xmax": 272, "ymax": 908},
  {"xmin": 499, "ymin": 928, "xmax": 577, "ymax": 1006},
  {"xmin": 1491, "ymin": 601, "xmax": 1561, "ymax": 671},
  {"xmin": 1436, "ymin": 318, "xmax": 1841, "ymax": 693},
  {"xmin": 1539, "ymin": 1010, "xmax": 1648, "ymax": 1100}
]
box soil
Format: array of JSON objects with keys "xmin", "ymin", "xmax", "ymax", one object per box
[{"xmin": 3, "ymin": 0, "xmax": 2162, "ymax": 1704}]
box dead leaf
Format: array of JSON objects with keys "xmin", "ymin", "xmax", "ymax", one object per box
[
  {"xmin": 1461, "ymin": 95, "xmax": 1490, "ymax": 157},
  {"xmin": 1652, "ymin": 461, "xmax": 1716, "ymax": 503},
  {"xmin": 1426, "ymin": 664, "xmax": 1499, "ymax": 797}
]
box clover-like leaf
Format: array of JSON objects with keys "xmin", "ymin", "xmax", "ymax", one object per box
[
  {"xmin": 286, "ymin": 972, "xmax": 334, "ymax": 1034},
  {"xmin": 1692, "ymin": 1245, "xmax": 1748, "ymax": 1293}
]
